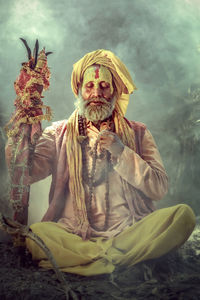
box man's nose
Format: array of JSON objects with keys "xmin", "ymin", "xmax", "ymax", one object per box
[{"xmin": 92, "ymin": 87, "xmax": 102, "ymax": 98}]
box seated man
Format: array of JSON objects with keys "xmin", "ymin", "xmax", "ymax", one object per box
[{"xmin": 5, "ymin": 49, "xmax": 196, "ymax": 276}]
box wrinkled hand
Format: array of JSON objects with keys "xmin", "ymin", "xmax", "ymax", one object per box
[{"xmin": 98, "ymin": 130, "xmax": 124, "ymax": 157}]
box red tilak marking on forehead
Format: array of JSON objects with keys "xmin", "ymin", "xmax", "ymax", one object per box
[{"xmin": 95, "ymin": 65, "xmax": 100, "ymax": 79}]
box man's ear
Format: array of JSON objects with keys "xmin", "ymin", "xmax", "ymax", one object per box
[{"xmin": 77, "ymin": 82, "xmax": 82, "ymax": 91}]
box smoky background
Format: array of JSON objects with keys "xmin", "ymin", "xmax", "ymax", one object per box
[{"xmin": 0, "ymin": 0, "xmax": 199, "ymax": 223}]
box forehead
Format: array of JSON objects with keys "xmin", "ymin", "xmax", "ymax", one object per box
[{"xmin": 82, "ymin": 65, "xmax": 112, "ymax": 83}]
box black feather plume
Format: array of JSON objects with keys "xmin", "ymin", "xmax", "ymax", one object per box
[
  {"xmin": 33, "ymin": 39, "xmax": 39, "ymax": 68},
  {"xmin": 45, "ymin": 52, "xmax": 53, "ymax": 56},
  {"xmin": 20, "ymin": 38, "xmax": 32, "ymax": 60}
]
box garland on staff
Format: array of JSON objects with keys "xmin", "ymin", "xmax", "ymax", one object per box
[{"xmin": 5, "ymin": 39, "xmax": 52, "ymax": 224}]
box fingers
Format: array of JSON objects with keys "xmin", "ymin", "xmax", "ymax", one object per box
[
  {"xmin": 99, "ymin": 141, "xmax": 110, "ymax": 151},
  {"xmin": 99, "ymin": 140, "xmax": 112, "ymax": 147},
  {"xmin": 97, "ymin": 130, "xmax": 116, "ymax": 141},
  {"xmin": 97, "ymin": 130, "xmax": 109, "ymax": 139},
  {"xmin": 98, "ymin": 133, "xmax": 116, "ymax": 152},
  {"xmin": 97, "ymin": 131, "xmax": 124, "ymax": 155},
  {"xmin": 99, "ymin": 136, "xmax": 113, "ymax": 143},
  {"xmin": 98, "ymin": 135, "xmax": 115, "ymax": 151}
]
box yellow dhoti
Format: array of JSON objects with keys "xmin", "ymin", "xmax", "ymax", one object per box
[{"xmin": 26, "ymin": 204, "xmax": 196, "ymax": 276}]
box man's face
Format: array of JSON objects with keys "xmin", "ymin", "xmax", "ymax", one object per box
[
  {"xmin": 77, "ymin": 65, "xmax": 115, "ymax": 123},
  {"xmin": 81, "ymin": 65, "xmax": 114, "ymax": 101}
]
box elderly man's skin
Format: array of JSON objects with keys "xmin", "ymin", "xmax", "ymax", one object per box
[{"xmin": 81, "ymin": 66, "xmax": 124, "ymax": 158}]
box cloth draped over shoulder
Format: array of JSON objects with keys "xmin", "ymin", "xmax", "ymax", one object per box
[
  {"xmin": 71, "ymin": 49, "xmax": 137, "ymax": 116},
  {"xmin": 67, "ymin": 50, "xmax": 138, "ymax": 239}
]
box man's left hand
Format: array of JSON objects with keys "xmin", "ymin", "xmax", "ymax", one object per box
[{"xmin": 98, "ymin": 130, "xmax": 124, "ymax": 157}]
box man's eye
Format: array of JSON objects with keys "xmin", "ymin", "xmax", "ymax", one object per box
[
  {"xmin": 86, "ymin": 82, "xmax": 93, "ymax": 88},
  {"xmin": 100, "ymin": 82, "xmax": 109, "ymax": 88}
]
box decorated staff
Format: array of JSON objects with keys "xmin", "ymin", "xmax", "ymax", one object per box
[{"xmin": 5, "ymin": 39, "xmax": 52, "ymax": 224}]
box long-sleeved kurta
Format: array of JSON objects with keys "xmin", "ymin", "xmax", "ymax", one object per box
[{"xmin": 5, "ymin": 118, "xmax": 168, "ymax": 238}]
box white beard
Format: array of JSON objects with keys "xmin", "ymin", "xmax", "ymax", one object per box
[{"xmin": 75, "ymin": 95, "xmax": 116, "ymax": 123}]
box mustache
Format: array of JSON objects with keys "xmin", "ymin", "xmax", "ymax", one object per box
[{"xmin": 85, "ymin": 97, "xmax": 111, "ymax": 106}]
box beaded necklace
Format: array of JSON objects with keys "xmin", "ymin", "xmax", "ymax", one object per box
[{"xmin": 78, "ymin": 115, "xmax": 112, "ymax": 231}]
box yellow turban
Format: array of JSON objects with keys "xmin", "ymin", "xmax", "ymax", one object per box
[{"xmin": 71, "ymin": 49, "xmax": 137, "ymax": 116}]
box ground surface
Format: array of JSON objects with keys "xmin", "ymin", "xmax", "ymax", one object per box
[{"xmin": 0, "ymin": 223, "xmax": 200, "ymax": 300}]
